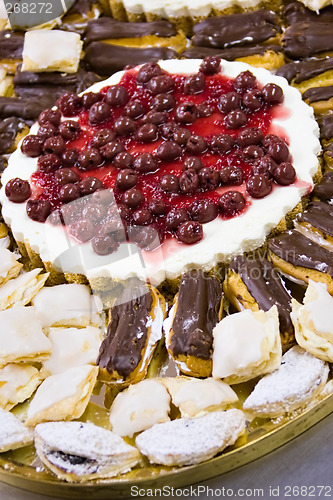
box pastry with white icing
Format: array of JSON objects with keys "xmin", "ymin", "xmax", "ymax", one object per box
[
  {"xmin": 212, "ymin": 306, "xmax": 282, "ymax": 384},
  {"xmin": 0, "ymin": 306, "xmax": 52, "ymax": 368},
  {"xmin": 243, "ymin": 345, "xmax": 329, "ymax": 417},
  {"xmin": 25, "ymin": 365, "xmax": 98, "ymax": 427},
  {"xmin": 135, "ymin": 409, "xmax": 245, "ymax": 466},
  {"xmin": 34, "ymin": 421, "xmax": 140, "ymax": 482},
  {"xmin": 161, "ymin": 377, "xmax": 238, "ymax": 418},
  {"xmin": 109, "ymin": 379, "xmax": 170, "ymax": 437},
  {"xmin": 0, "ymin": 248, "xmax": 22, "ymax": 285},
  {"xmin": 0, "ymin": 364, "xmax": 41, "ymax": 411},
  {"xmin": 291, "ymin": 281, "xmax": 333, "ymax": 363},
  {"xmin": 0, "ymin": 408, "xmax": 33, "ymax": 452},
  {"xmin": 0, "ymin": 268, "xmax": 48, "ymax": 311}
]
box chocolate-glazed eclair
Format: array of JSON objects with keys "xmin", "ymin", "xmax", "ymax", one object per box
[
  {"xmin": 312, "ymin": 171, "xmax": 333, "ymax": 201},
  {"xmin": 0, "ymin": 31, "xmax": 24, "ymax": 74},
  {"xmin": 282, "ymin": 1, "xmax": 333, "ymax": 25},
  {"xmin": 276, "ymin": 57, "xmax": 333, "ymax": 94},
  {"xmin": 165, "ymin": 270, "xmax": 223, "ymax": 378},
  {"xmin": 0, "ymin": 117, "xmax": 29, "ymax": 155},
  {"xmin": 59, "ymin": 0, "xmax": 102, "ymax": 35},
  {"xmin": 324, "ymin": 143, "xmax": 333, "ymax": 170},
  {"xmin": 97, "ymin": 279, "xmax": 166, "ymax": 385},
  {"xmin": 84, "ymin": 43, "xmax": 177, "ymax": 76},
  {"xmin": 294, "ymin": 201, "xmax": 333, "ymax": 251},
  {"xmin": 318, "ymin": 114, "xmax": 333, "ymax": 143},
  {"xmin": 302, "ymin": 85, "xmax": 333, "ymax": 115},
  {"xmin": 223, "ymin": 255, "xmax": 294, "ymax": 347},
  {"xmin": 268, "ymin": 230, "xmax": 333, "ymax": 293},
  {"xmin": 282, "ymin": 22, "xmax": 333, "ymax": 60}
]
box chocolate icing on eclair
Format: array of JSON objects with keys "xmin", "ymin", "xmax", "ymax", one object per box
[
  {"xmin": 268, "ymin": 230, "xmax": 333, "ymax": 277},
  {"xmin": 297, "ymin": 201, "xmax": 333, "ymax": 237},
  {"xmin": 0, "ymin": 31, "xmax": 24, "ymax": 60},
  {"xmin": 303, "ymin": 85, "xmax": 333, "ymax": 103},
  {"xmin": 192, "ymin": 10, "xmax": 281, "ymax": 49},
  {"xmin": 312, "ymin": 171, "xmax": 333, "ymax": 201},
  {"xmin": 97, "ymin": 281, "xmax": 153, "ymax": 379},
  {"xmin": 0, "ymin": 117, "xmax": 26, "ymax": 154},
  {"xmin": 276, "ymin": 57, "xmax": 333, "ymax": 84},
  {"xmin": 171, "ymin": 270, "xmax": 221, "ymax": 361},
  {"xmin": 0, "ymin": 96, "xmax": 56, "ymax": 120},
  {"xmin": 283, "ymin": 1, "xmax": 333, "ymax": 25},
  {"xmin": 84, "ymin": 18, "xmax": 177, "ymax": 44},
  {"xmin": 318, "ymin": 114, "xmax": 333, "ymax": 141},
  {"xmin": 229, "ymin": 255, "xmax": 293, "ymax": 335},
  {"xmin": 182, "ymin": 44, "xmax": 282, "ymax": 61},
  {"xmin": 282, "ymin": 22, "xmax": 333, "ymax": 59},
  {"xmin": 84, "ymin": 43, "xmax": 177, "ymax": 76}
]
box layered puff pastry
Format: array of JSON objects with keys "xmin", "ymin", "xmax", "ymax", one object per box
[
  {"xmin": 291, "ymin": 281, "xmax": 333, "ymax": 362},
  {"xmin": 0, "ymin": 408, "xmax": 33, "ymax": 452},
  {"xmin": 0, "ymin": 247, "xmax": 22, "ymax": 285},
  {"xmin": 212, "ymin": 307, "xmax": 282, "ymax": 384},
  {"xmin": 25, "ymin": 365, "xmax": 98, "ymax": 427},
  {"xmin": 243, "ymin": 346, "xmax": 329, "ymax": 417},
  {"xmin": 34, "ymin": 421, "xmax": 140, "ymax": 483},
  {"xmin": 0, "ymin": 363, "xmax": 41, "ymax": 410},
  {"xmin": 0, "ymin": 268, "xmax": 48, "ymax": 311}
]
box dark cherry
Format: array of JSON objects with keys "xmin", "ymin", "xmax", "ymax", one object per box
[
  {"xmin": 55, "ymin": 167, "xmax": 80, "ymax": 185},
  {"xmin": 151, "ymin": 93, "xmax": 175, "ymax": 112},
  {"xmin": 173, "ymin": 128, "xmax": 191, "ymax": 146},
  {"xmin": 156, "ymin": 141, "xmax": 182, "ymax": 162},
  {"xmin": 61, "ymin": 148, "xmax": 78, "ymax": 166},
  {"xmin": 149, "ymin": 199, "xmax": 168, "ymax": 216},
  {"xmin": 59, "ymin": 183, "xmax": 81, "ymax": 203},
  {"xmin": 272, "ymin": 162, "xmax": 296, "ymax": 185},
  {"xmin": 117, "ymin": 203, "xmax": 131, "ymax": 222},
  {"xmin": 92, "ymin": 234, "xmax": 119, "ymax": 255},
  {"xmin": 183, "ymin": 156, "xmax": 204, "ymax": 173},
  {"xmin": 233, "ymin": 71, "xmax": 256, "ymax": 92},
  {"xmin": 183, "ymin": 73, "xmax": 205, "ymax": 94},
  {"xmin": 37, "ymin": 122, "xmax": 57, "ymax": 140},
  {"xmin": 198, "ymin": 167, "xmax": 220, "ymax": 191},
  {"xmin": 89, "ymin": 102, "xmax": 111, "ymax": 125},
  {"xmin": 77, "ymin": 148, "xmax": 102, "ymax": 170},
  {"xmin": 147, "ymin": 75, "xmax": 174, "ymax": 95},
  {"xmin": 97, "ymin": 216, "xmax": 125, "ymax": 242},
  {"xmin": 262, "ymin": 134, "xmax": 286, "ymax": 149},
  {"xmin": 246, "ymin": 174, "xmax": 272, "ymax": 198},
  {"xmin": 135, "ymin": 123, "xmax": 158, "ymax": 143},
  {"xmin": 190, "ymin": 199, "xmax": 218, "ymax": 223},
  {"xmin": 266, "ymin": 141, "xmax": 290, "ymax": 164},
  {"xmin": 141, "ymin": 111, "xmax": 168, "ymax": 126},
  {"xmin": 70, "ymin": 219, "xmax": 95, "ymax": 242},
  {"xmin": 219, "ymin": 165, "xmax": 244, "ymax": 185},
  {"xmin": 262, "ymin": 83, "xmax": 284, "ymax": 105},
  {"xmin": 37, "ymin": 153, "xmax": 62, "ymax": 173},
  {"xmin": 210, "ymin": 134, "xmax": 235, "ymax": 154},
  {"xmin": 114, "ymin": 116, "xmax": 136, "ymax": 137},
  {"xmin": 179, "ymin": 169, "xmax": 199, "ymax": 194},
  {"xmin": 82, "ymin": 203, "xmax": 107, "ymax": 222},
  {"xmin": 90, "ymin": 129, "xmax": 115, "ymax": 148},
  {"xmin": 26, "ymin": 199, "xmax": 52, "ymax": 223},
  {"xmin": 176, "ymin": 221, "xmax": 203, "ymax": 244},
  {"xmin": 160, "ymin": 122, "xmax": 178, "ymax": 140},
  {"xmin": 43, "ymin": 135, "xmax": 65, "ymax": 155},
  {"xmin": 133, "ymin": 153, "xmax": 157, "ymax": 173},
  {"xmin": 132, "ymin": 207, "xmax": 153, "ymax": 226},
  {"xmin": 79, "ymin": 177, "xmax": 104, "ymax": 196},
  {"xmin": 115, "ymin": 169, "xmax": 138, "ymax": 190},
  {"xmin": 253, "ymin": 155, "xmax": 277, "ymax": 177},
  {"xmin": 122, "ymin": 188, "xmax": 144, "ymax": 208},
  {"xmin": 218, "ymin": 92, "xmax": 241, "ymax": 114},
  {"xmin": 165, "ymin": 208, "xmax": 189, "ymax": 231},
  {"xmin": 105, "ymin": 85, "xmax": 129, "ymax": 107},
  {"xmin": 175, "ymin": 102, "xmax": 197, "ymax": 124},
  {"xmin": 218, "ymin": 191, "xmax": 246, "ymax": 215},
  {"xmin": 38, "ymin": 108, "xmax": 61, "ymax": 126},
  {"xmin": 58, "ymin": 120, "xmax": 81, "ymax": 141},
  {"xmin": 100, "ymin": 141, "xmax": 125, "ymax": 161},
  {"xmin": 225, "ymin": 109, "xmax": 248, "ymax": 129},
  {"xmin": 160, "ymin": 174, "xmax": 180, "ymax": 193},
  {"xmin": 242, "ymin": 89, "xmax": 263, "ymax": 113},
  {"xmin": 136, "ymin": 62, "xmax": 162, "ymax": 84},
  {"xmin": 124, "ymin": 100, "xmax": 146, "ymax": 119},
  {"xmin": 56, "ymin": 92, "xmax": 82, "ymax": 117},
  {"xmin": 242, "ymin": 145, "xmax": 264, "ymax": 161},
  {"xmin": 5, "ymin": 178, "xmax": 31, "ymax": 203},
  {"xmin": 200, "ymin": 56, "xmax": 221, "ymax": 75},
  {"xmin": 21, "ymin": 135, "xmax": 43, "ymax": 157},
  {"xmin": 114, "ymin": 152, "xmax": 134, "ymax": 170},
  {"xmin": 197, "ymin": 102, "xmax": 214, "ymax": 117},
  {"xmin": 185, "ymin": 135, "xmax": 207, "ymax": 155},
  {"xmin": 237, "ymin": 127, "xmax": 264, "ymax": 148},
  {"xmin": 82, "ymin": 92, "xmax": 103, "ymax": 109},
  {"xmin": 92, "ymin": 189, "xmax": 114, "ymax": 205},
  {"xmin": 129, "ymin": 225, "xmax": 161, "ymax": 250}
]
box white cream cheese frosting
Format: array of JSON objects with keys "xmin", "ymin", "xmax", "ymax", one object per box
[{"xmin": 0, "ymin": 59, "xmax": 321, "ymax": 285}]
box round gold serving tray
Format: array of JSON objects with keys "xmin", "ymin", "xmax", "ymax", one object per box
[{"xmin": 0, "ymin": 390, "xmax": 332, "ymax": 499}]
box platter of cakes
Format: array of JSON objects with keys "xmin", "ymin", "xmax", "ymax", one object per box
[{"xmin": 0, "ymin": 0, "xmax": 332, "ymax": 497}]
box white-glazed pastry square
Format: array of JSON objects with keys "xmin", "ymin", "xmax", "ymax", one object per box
[
  {"xmin": 0, "ymin": 268, "xmax": 48, "ymax": 311},
  {"xmin": 0, "ymin": 364, "xmax": 41, "ymax": 411},
  {"xmin": 0, "ymin": 248, "xmax": 22, "ymax": 285},
  {"xmin": 0, "ymin": 408, "xmax": 33, "ymax": 452}
]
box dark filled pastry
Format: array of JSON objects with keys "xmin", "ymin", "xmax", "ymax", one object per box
[
  {"xmin": 0, "ymin": 117, "xmax": 29, "ymax": 154},
  {"xmin": 0, "ymin": 31, "xmax": 24, "ymax": 74},
  {"xmin": 312, "ymin": 171, "xmax": 333, "ymax": 201},
  {"xmin": 294, "ymin": 201, "xmax": 333, "ymax": 251}
]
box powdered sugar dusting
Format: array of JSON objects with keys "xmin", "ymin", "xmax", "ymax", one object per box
[{"xmin": 0, "ymin": 408, "xmax": 33, "ymax": 452}]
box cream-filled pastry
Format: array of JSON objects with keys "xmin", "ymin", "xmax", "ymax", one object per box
[
  {"xmin": 291, "ymin": 281, "xmax": 333, "ymax": 362},
  {"xmin": 0, "ymin": 408, "xmax": 33, "ymax": 452},
  {"xmin": 32, "ymin": 284, "xmax": 102, "ymax": 328},
  {"xmin": 25, "ymin": 365, "xmax": 98, "ymax": 427},
  {"xmin": 0, "ymin": 248, "xmax": 22, "ymax": 285},
  {"xmin": 34, "ymin": 421, "xmax": 140, "ymax": 482},
  {"xmin": 212, "ymin": 307, "xmax": 282, "ymax": 384},
  {"xmin": 109, "ymin": 379, "xmax": 170, "ymax": 437},
  {"xmin": 0, "ymin": 306, "xmax": 52, "ymax": 367},
  {"xmin": 0, "ymin": 364, "xmax": 41, "ymax": 411},
  {"xmin": 160, "ymin": 377, "xmax": 238, "ymax": 418},
  {"xmin": 243, "ymin": 346, "xmax": 329, "ymax": 417},
  {"xmin": 41, "ymin": 326, "xmax": 102, "ymax": 377},
  {"xmin": 135, "ymin": 409, "xmax": 245, "ymax": 467},
  {"xmin": 0, "ymin": 268, "xmax": 48, "ymax": 311}
]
